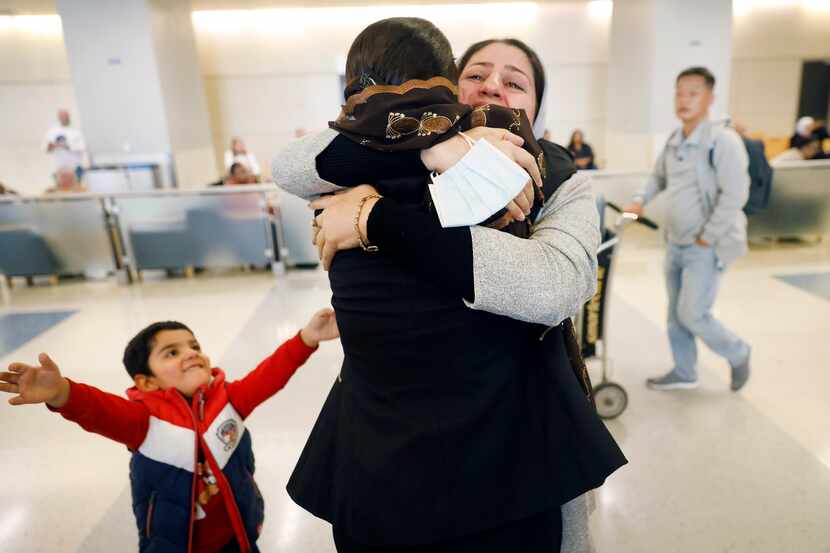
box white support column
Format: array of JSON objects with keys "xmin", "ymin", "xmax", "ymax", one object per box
[
  {"xmin": 56, "ymin": 0, "xmax": 216, "ymax": 187},
  {"xmin": 605, "ymin": 0, "xmax": 734, "ymax": 171}
]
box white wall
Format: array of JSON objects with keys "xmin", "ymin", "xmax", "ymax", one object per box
[
  {"xmin": 652, "ymin": 0, "xmax": 734, "ymax": 129},
  {"xmin": 148, "ymin": 0, "xmax": 217, "ymax": 187},
  {"xmin": 192, "ymin": 2, "xmax": 611, "ymax": 178},
  {"xmin": 57, "ymin": 0, "xmax": 172, "ymax": 159},
  {"xmin": 0, "ymin": 15, "xmax": 75, "ymax": 195},
  {"xmin": 730, "ymin": 2, "xmax": 830, "ymax": 136},
  {"xmin": 605, "ymin": 0, "xmax": 734, "ymax": 170},
  {"xmin": 532, "ymin": 2, "xmax": 611, "ymax": 159}
]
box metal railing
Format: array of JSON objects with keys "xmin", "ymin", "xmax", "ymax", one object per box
[
  {"xmin": 2, "ymin": 160, "xmax": 828, "ymax": 283},
  {"xmin": 0, "ymin": 185, "xmax": 304, "ymax": 283},
  {"xmin": 587, "ymin": 159, "xmax": 830, "ymax": 240}
]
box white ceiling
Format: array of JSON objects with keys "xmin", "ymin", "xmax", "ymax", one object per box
[
  {"xmin": 191, "ymin": 0, "xmax": 587, "ymax": 7},
  {"xmin": 0, "ymin": 0, "xmax": 590, "ymax": 16},
  {"xmin": 0, "ymin": 0, "xmax": 55, "ymax": 15}
]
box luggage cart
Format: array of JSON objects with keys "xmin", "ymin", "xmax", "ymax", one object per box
[{"xmin": 575, "ymin": 200, "xmax": 659, "ymax": 419}]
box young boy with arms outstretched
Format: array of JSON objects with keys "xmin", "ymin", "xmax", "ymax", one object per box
[{"xmin": 0, "ymin": 308, "xmax": 339, "ymax": 553}]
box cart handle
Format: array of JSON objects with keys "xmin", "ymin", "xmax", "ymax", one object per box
[{"xmin": 606, "ymin": 201, "xmax": 659, "ymax": 230}]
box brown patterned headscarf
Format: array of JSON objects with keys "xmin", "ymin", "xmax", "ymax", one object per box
[
  {"xmin": 330, "ymin": 77, "xmax": 548, "ymax": 237},
  {"xmin": 333, "ymin": 76, "xmax": 593, "ymax": 401}
]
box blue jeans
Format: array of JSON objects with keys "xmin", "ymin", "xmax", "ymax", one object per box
[{"xmin": 665, "ymin": 242, "xmax": 749, "ymax": 381}]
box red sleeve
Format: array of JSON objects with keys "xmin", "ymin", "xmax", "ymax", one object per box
[
  {"xmin": 226, "ymin": 332, "xmax": 316, "ymax": 419},
  {"xmin": 49, "ymin": 379, "xmax": 150, "ymax": 451}
]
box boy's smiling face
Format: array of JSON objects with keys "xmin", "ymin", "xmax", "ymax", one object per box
[{"xmin": 138, "ymin": 329, "xmax": 212, "ymax": 397}]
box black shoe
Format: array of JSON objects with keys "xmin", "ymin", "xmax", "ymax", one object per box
[
  {"xmin": 730, "ymin": 348, "xmax": 751, "ymax": 392},
  {"xmin": 646, "ymin": 370, "xmax": 699, "ymax": 390}
]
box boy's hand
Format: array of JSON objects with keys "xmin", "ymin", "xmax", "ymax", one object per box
[
  {"xmin": 0, "ymin": 353, "xmax": 70, "ymax": 408},
  {"xmin": 300, "ymin": 308, "xmax": 340, "ymax": 348}
]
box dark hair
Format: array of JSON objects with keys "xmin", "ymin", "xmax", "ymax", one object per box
[
  {"xmin": 457, "ymin": 38, "xmax": 546, "ymax": 121},
  {"xmin": 344, "ymin": 17, "xmax": 457, "ymax": 100},
  {"xmin": 677, "ymin": 66, "xmax": 716, "ymax": 90},
  {"xmin": 229, "ymin": 162, "xmax": 244, "ymax": 176},
  {"xmin": 567, "ymin": 129, "xmax": 584, "ymax": 151},
  {"xmin": 123, "ymin": 321, "xmax": 192, "ymax": 378}
]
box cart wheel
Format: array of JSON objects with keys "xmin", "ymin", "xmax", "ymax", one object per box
[{"xmin": 593, "ymin": 382, "xmax": 628, "ymax": 419}]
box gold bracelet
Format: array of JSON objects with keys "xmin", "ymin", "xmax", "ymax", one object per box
[
  {"xmin": 354, "ymin": 194, "xmax": 381, "ymax": 252},
  {"xmin": 457, "ymin": 131, "xmax": 476, "ymax": 150}
]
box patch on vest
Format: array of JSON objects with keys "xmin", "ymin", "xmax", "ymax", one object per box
[{"xmin": 217, "ymin": 419, "xmax": 239, "ymax": 451}]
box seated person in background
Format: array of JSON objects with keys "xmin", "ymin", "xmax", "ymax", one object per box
[
  {"xmin": 0, "ymin": 182, "xmax": 18, "ymax": 195},
  {"xmin": 224, "ymin": 137, "xmax": 261, "ymax": 180},
  {"xmin": 813, "ymin": 119, "xmax": 829, "ymax": 141},
  {"xmin": 811, "ymin": 119, "xmax": 829, "ymax": 159},
  {"xmin": 789, "ymin": 116, "xmax": 815, "ymax": 148},
  {"xmin": 0, "ymin": 308, "xmax": 339, "ymax": 553},
  {"xmin": 225, "ymin": 162, "xmax": 258, "ymax": 186},
  {"xmin": 772, "ymin": 136, "xmax": 821, "ymax": 164},
  {"xmin": 567, "ymin": 129, "xmax": 597, "ymax": 170},
  {"xmin": 45, "ymin": 167, "xmax": 87, "ymax": 194}
]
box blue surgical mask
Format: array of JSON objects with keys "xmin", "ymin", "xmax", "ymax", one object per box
[{"xmin": 428, "ymin": 138, "xmax": 529, "ymax": 228}]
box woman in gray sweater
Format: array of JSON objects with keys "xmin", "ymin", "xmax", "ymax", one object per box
[{"xmin": 273, "ymin": 28, "xmax": 619, "ymax": 553}]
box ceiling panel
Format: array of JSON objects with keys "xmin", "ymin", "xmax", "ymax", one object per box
[{"xmin": 0, "ymin": 0, "xmax": 587, "ymax": 16}]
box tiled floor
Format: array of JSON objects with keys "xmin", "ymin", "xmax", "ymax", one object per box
[
  {"xmin": 775, "ymin": 272, "xmax": 830, "ymax": 302},
  {"xmin": 0, "ymin": 309, "xmax": 77, "ymax": 357},
  {"xmin": 1, "ymin": 232, "xmax": 829, "ymax": 552}
]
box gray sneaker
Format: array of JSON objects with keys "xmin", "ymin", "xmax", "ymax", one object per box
[
  {"xmin": 646, "ymin": 370, "xmax": 699, "ymax": 390},
  {"xmin": 731, "ymin": 347, "xmax": 751, "ymax": 392}
]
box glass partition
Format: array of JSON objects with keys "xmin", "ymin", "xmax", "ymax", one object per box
[
  {"xmin": 589, "ymin": 160, "xmax": 830, "ymax": 241},
  {"xmin": 0, "ymin": 196, "xmax": 116, "ymax": 277},
  {"xmin": 276, "ymin": 189, "xmax": 320, "ymax": 267},
  {"xmin": 114, "ymin": 189, "xmax": 277, "ymax": 272},
  {"xmin": 748, "ymin": 161, "xmax": 830, "ymax": 239}
]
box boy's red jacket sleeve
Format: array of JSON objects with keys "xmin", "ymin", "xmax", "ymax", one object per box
[
  {"xmin": 226, "ymin": 332, "xmax": 317, "ymax": 419},
  {"xmin": 51, "ymin": 379, "xmax": 150, "ymax": 451}
]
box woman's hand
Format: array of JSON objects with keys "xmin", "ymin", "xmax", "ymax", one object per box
[
  {"xmin": 309, "ymin": 184, "xmax": 381, "ymax": 270},
  {"xmin": 421, "ymin": 127, "xmax": 541, "ymax": 222},
  {"xmin": 509, "ymin": 181, "xmax": 535, "ymax": 222},
  {"xmin": 421, "ymin": 127, "xmax": 523, "ymax": 173}
]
